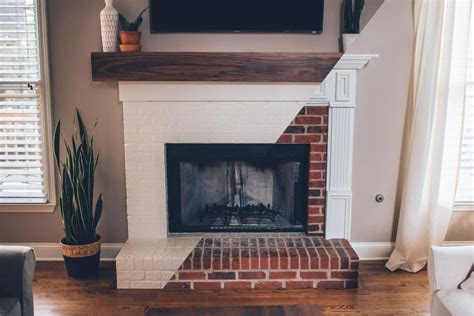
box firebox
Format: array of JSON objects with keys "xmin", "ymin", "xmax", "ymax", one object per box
[{"xmin": 166, "ymin": 144, "xmax": 309, "ymax": 233}]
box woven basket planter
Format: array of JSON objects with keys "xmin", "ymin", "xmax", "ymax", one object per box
[{"xmin": 60, "ymin": 236, "xmax": 101, "ymax": 279}]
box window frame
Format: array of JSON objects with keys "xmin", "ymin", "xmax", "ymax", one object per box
[
  {"xmin": 452, "ymin": 203, "xmax": 474, "ymax": 212},
  {"xmin": 0, "ymin": 0, "xmax": 56, "ymax": 213},
  {"xmin": 453, "ymin": 78, "xmax": 473, "ymax": 212}
]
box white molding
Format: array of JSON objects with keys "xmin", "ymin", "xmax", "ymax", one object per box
[
  {"xmin": 350, "ymin": 241, "xmax": 474, "ymax": 261},
  {"xmin": 325, "ymin": 105, "xmax": 355, "ymax": 239},
  {"xmin": 326, "ymin": 109, "xmax": 355, "ymax": 191},
  {"xmin": 442, "ymin": 241, "xmax": 474, "ymax": 246},
  {"xmin": 119, "ymin": 82, "xmax": 319, "ymax": 102},
  {"xmin": 351, "ymin": 242, "xmax": 395, "ymax": 260},
  {"xmin": 323, "ymin": 54, "xmax": 378, "ymax": 239},
  {"xmin": 352, "ymin": 241, "xmax": 474, "ymax": 261},
  {"xmin": 306, "ymin": 92, "xmax": 330, "ymax": 107},
  {"xmin": 321, "ymin": 70, "xmax": 357, "ymax": 108},
  {"xmin": 326, "ymin": 191, "xmax": 352, "ymax": 238},
  {"xmin": 38, "ymin": 0, "xmax": 57, "ymax": 210},
  {"xmin": 0, "ymin": 243, "xmax": 124, "ymax": 261},
  {"xmin": 335, "ymin": 54, "xmax": 380, "ymax": 70}
]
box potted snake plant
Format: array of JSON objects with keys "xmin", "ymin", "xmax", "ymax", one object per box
[
  {"xmin": 118, "ymin": 7, "xmax": 147, "ymax": 52},
  {"xmin": 54, "ymin": 110, "xmax": 103, "ymax": 278},
  {"xmin": 342, "ymin": 0, "xmax": 365, "ymax": 51}
]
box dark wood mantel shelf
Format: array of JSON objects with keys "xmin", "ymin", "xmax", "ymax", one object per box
[{"xmin": 90, "ymin": 52, "xmax": 342, "ymax": 83}]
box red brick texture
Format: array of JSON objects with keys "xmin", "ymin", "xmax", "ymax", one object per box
[
  {"xmin": 276, "ymin": 106, "xmax": 328, "ymax": 236},
  {"xmin": 165, "ymin": 237, "xmax": 359, "ymax": 290}
]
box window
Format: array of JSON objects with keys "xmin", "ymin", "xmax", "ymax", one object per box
[
  {"xmin": 0, "ymin": 0, "xmax": 55, "ymax": 210},
  {"xmin": 454, "ymin": 7, "xmax": 474, "ymax": 211}
]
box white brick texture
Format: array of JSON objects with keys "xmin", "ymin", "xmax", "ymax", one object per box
[{"xmin": 116, "ymin": 237, "xmax": 201, "ymax": 289}]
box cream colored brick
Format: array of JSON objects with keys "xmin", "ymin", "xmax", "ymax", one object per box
[
  {"xmin": 130, "ymin": 271, "xmax": 145, "ymax": 281},
  {"xmin": 130, "ymin": 281, "xmax": 155, "ymax": 289},
  {"xmin": 144, "ymin": 258, "xmax": 154, "ymax": 271},
  {"xmin": 116, "ymin": 281, "xmax": 130, "ymax": 289}
]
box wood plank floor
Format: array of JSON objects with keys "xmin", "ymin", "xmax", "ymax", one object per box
[{"xmin": 33, "ymin": 261, "xmax": 430, "ymax": 315}]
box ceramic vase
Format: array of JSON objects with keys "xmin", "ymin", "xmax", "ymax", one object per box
[
  {"xmin": 100, "ymin": 0, "xmax": 118, "ymax": 52},
  {"xmin": 342, "ymin": 33, "xmax": 359, "ymax": 52}
]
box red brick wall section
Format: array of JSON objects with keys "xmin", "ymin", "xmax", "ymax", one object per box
[
  {"xmin": 165, "ymin": 237, "xmax": 359, "ymax": 290},
  {"xmin": 276, "ymin": 106, "xmax": 328, "ymax": 236}
]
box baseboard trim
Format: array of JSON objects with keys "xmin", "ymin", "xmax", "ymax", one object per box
[
  {"xmin": 5, "ymin": 241, "xmax": 468, "ymax": 262},
  {"xmin": 4, "ymin": 242, "xmax": 394, "ymax": 261},
  {"xmin": 1, "ymin": 243, "xmax": 124, "ymax": 261},
  {"xmin": 351, "ymin": 242, "xmax": 395, "ymax": 260},
  {"xmin": 442, "ymin": 241, "xmax": 474, "ymax": 246}
]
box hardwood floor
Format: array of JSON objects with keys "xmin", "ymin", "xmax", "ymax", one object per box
[{"xmin": 33, "ymin": 261, "xmax": 430, "ymax": 315}]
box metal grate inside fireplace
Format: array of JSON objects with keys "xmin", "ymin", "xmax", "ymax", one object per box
[{"xmin": 166, "ymin": 144, "xmax": 309, "ymax": 233}]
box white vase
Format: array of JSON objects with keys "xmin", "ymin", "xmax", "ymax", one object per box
[
  {"xmin": 100, "ymin": 0, "xmax": 118, "ymax": 52},
  {"xmin": 342, "ymin": 33, "xmax": 359, "ymax": 52}
]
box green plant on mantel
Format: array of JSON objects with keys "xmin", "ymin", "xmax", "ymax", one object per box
[
  {"xmin": 118, "ymin": 7, "xmax": 148, "ymax": 32},
  {"xmin": 344, "ymin": 0, "xmax": 365, "ymax": 33},
  {"xmin": 54, "ymin": 110, "xmax": 103, "ymax": 245}
]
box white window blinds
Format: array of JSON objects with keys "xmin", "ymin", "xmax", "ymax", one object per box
[
  {"xmin": 0, "ymin": 0, "xmax": 49, "ymax": 203},
  {"xmin": 454, "ymin": 7, "xmax": 474, "ymax": 206}
]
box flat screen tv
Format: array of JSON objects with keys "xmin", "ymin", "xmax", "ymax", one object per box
[{"xmin": 149, "ymin": 0, "xmax": 324, "ymax": 34}]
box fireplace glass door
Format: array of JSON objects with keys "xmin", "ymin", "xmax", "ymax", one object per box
[{"xmin": 166, "ymin": 144, "xmax": 309, "ymax": 232}]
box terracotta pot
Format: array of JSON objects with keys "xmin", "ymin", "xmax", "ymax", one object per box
[
  {"xmin": 119, "ymin": 31, "xmax": 141, "ymax": 45},
  {"xmin": 60, "ymin": 235, "xmax": 101, "ymax": 279},
  {"xmin": 120, "ymin": 44, "xmax": 141, "ymax": 52}
]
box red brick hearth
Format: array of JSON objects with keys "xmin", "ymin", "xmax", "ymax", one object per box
[
  {"xmin": 165, "ymin": 236, "xmax": 358, "ymax": 290},
  {"xmin": 277, "ymin": 106, "xmax": 328, "ymax": 236}
]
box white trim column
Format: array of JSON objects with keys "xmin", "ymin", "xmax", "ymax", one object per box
[{"xmin": 311, "ymin": 54, "xmax": 378, "ymax": 239}]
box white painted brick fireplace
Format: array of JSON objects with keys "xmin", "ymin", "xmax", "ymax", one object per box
[
  {"xmin": 121, "ymin": 86, "xmax": 311, "ymax": 239},
  {"xmin": 115, "ymin": 54, "xmax": 377, "ymax": 289}
]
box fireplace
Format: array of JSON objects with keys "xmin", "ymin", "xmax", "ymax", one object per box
[
  {"xmin": 114, "ymin": 54, "xmax": 377, "ymax": 289},
  {"xmin": 166, "ymin": 144, "xmax": 309, "ymax": 233}
]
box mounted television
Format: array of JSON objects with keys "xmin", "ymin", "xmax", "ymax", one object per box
[{"xmin": 149, "ymin": 0, "xmax": 324, "ymax": 34}]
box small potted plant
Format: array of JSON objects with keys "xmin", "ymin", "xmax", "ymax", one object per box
[
  {"xmin": 118, "ymin": 7, "xmax": 148, "ymax": 52},
  {"xmin": 342, "ymin": 0, "xmax": 365, "ymax": 51},
  {"xmin": 54, "ymin": 110, "xmax": 103, "ymax": 279}
]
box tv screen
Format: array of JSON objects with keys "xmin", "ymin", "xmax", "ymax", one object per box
[{"xmin": 149, "ymin": 0, "xmax": 324, "ymax": 33}]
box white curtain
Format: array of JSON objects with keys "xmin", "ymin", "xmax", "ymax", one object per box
[{"xmin": 386, "ymin": 0, "xmax": 473, "ymax": 273}]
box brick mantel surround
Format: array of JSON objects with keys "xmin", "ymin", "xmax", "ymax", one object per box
[{"xmin": 115, "ymin": 54, "xmax": 378, "ymax": 289}]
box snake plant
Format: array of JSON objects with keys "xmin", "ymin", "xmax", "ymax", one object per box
[
  {"xmin": 54, "ymin": 110, "xmax": 102, "ymax": 245},
  {"xmin": 118, "ymin": 7, "xmax": 148, "ymax": 32},
  {"xmin": 344, "ymin": 0, "xmax": 365, "ymax": 33}
]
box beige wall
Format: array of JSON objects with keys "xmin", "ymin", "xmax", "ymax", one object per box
[
  {"xmin": 0, "ymin": 0, "xmax": 469, "ymax": 244},
  {"xmin": 0, "ymin": 0, "xmax": 128, "ymax": 243},
  {"xmin": 348, "ymin": 0, "xmax": 414, "ymax": 242},
  {"xmin": 446, "ymin": 212, "xmax": 474, "ymax": 241}
]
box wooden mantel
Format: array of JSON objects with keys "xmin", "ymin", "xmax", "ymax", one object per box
[{"xmin": 90, "ymin": 52, "xmax": 342, "ymax": 82}]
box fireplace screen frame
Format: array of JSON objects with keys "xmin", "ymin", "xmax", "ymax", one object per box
[{"xmin": 166, "ymin": 144, "xmax": 309, "ymax": 233}]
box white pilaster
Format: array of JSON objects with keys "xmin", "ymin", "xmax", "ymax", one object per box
[{"xmin": 311, "ymin": 54, "xmax": 378, "ymax": 239}]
